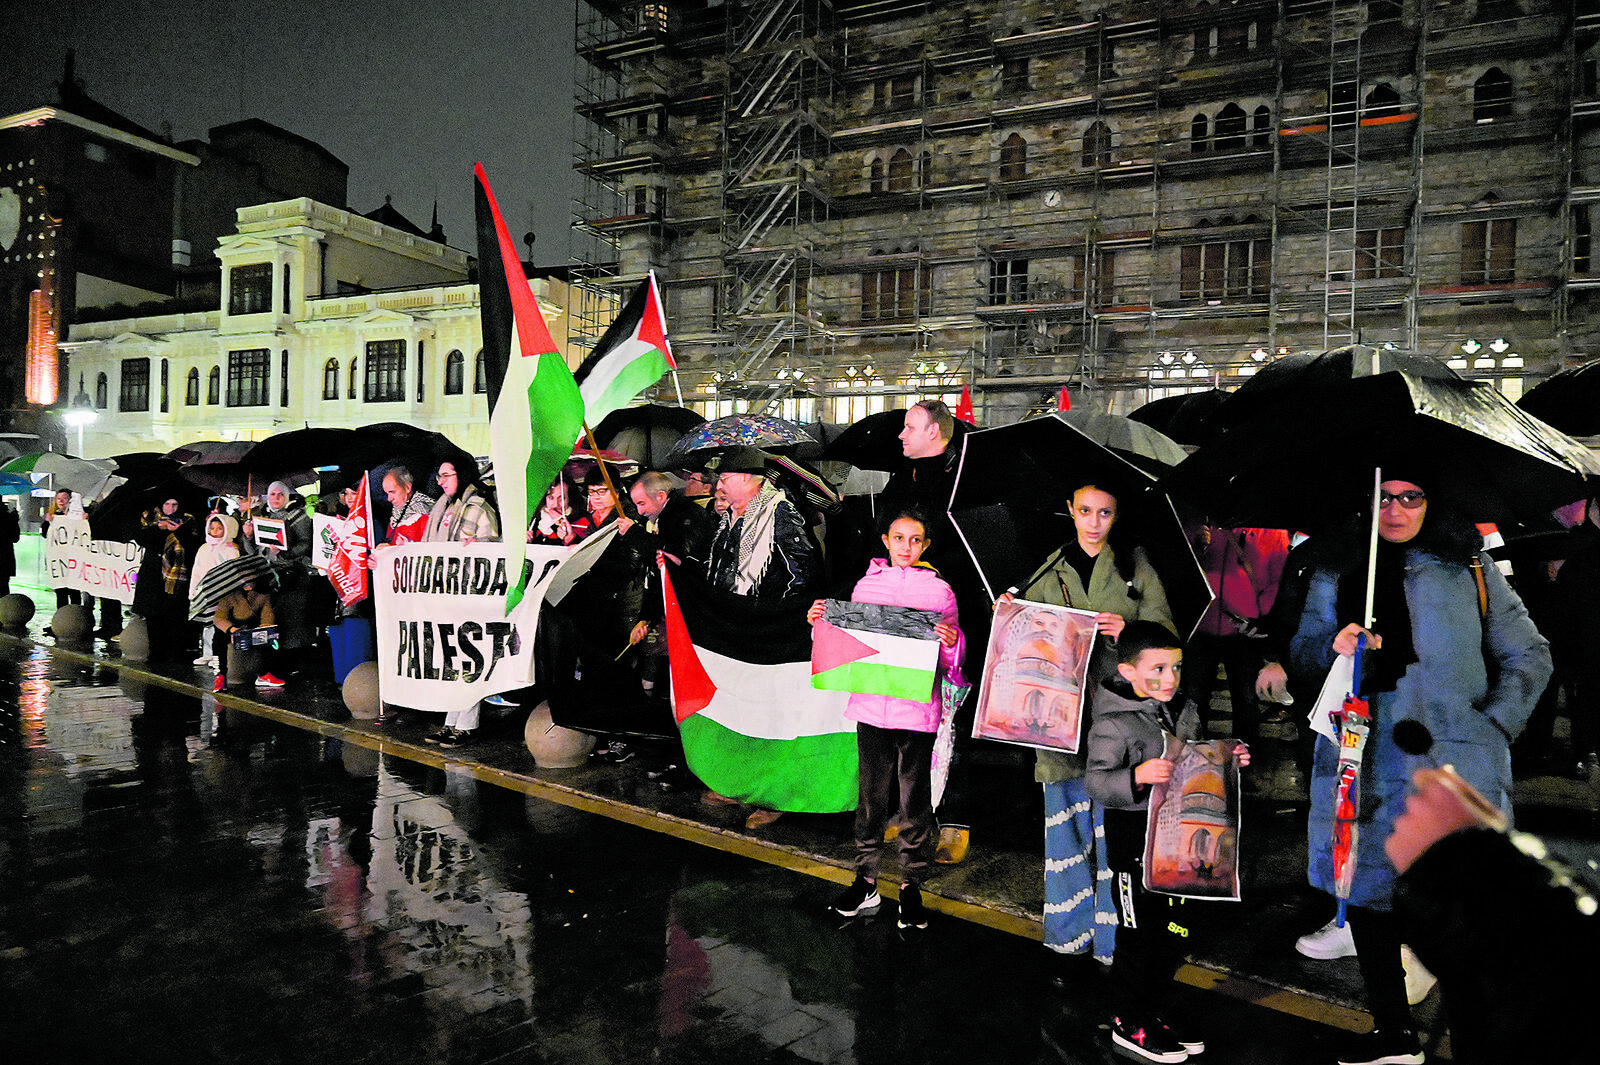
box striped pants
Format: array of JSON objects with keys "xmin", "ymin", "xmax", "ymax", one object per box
[{"xmin": 1042, "ymin": 778, "xmax": 1117, "ymax": 962}]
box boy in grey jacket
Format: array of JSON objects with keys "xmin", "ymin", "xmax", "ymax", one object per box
[{"xmin": 1085, "ymin": 621, "xmax": 1249, "ymax": 1063}]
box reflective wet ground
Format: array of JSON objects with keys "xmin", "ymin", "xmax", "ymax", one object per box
[{"xmin": 1, "ymin": 642, "xmax": 1383, "ymax": 1065}]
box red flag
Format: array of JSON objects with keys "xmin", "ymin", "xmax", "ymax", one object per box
[
  {"xmin": 955, "ymin": 385, "xmax": 975, "ymax": 424},
  {"xmin": 659, "ymin": 556, "xmax": 716, "ymax": 722},
  {"xmin": 327, "ymin": 473, "xmax": 373, "ymax": 607},
  {"xmin": 1057, "ymin": 386, "xmax": 1072, "ymax": 411}
]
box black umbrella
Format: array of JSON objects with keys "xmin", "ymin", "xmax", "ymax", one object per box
[
  {"xmin": 1204, "ymin": 344, "xmax": 1461, "ymax": 438},
  {"xmin": 948, "ymin": 412, "xmax": 1211, "ymax": 636},
  {"xmin": 87, "ymin": 459, "xmax": 209, "ymax": 542},
  {"xmin": 1167, "ymin": 370, "xmax": 1600, "ymax": 532},
  {"xmin": 593, "ymin": 403, "xmax": 705, "ymax": 468},
  {"xmin": 1517, "ymin": 361, "xmax": 1600, "ymax": 437},
  {"xmin": 188, "ymin": 554, "xmax": 276, "ymax": 623},
  {"xmin": 823, "ymin": 408, "xmax": 973, "ymax": 473},
  {"xmin": 1128, "ymin": 388, "xmax": 1230, "ymax": 446}
]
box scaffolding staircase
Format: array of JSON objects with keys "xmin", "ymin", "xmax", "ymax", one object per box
[{"xmin": 719, "ymin": 0, "xmax": 834, "ymax": 414}]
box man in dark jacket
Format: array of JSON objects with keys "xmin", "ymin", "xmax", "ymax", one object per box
[{"xmin": 706, "ymin": 449, "xmax": 820, "ymax": 599}]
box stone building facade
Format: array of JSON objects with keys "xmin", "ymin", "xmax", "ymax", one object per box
[{"xmin": 573, "ymin": 0, "xmax": 1599, "ymax": 424}]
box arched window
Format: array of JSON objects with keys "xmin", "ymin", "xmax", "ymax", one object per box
[
  {"xmin": 869, "ymin": 156, "xmax": 885, "ymax": 193},
  {"xmin": 1252, "ymin": 105, "xmax": 1273, "ymax": 149},
  {"xmin": 445, "ymin": 350, "xmax": 465, "ymax": 395},
  {"xmin": 1082, "ymin": 121, "xmax": 1112, "ymax": 167},
  {"xmin": 888, "ymin": 148, "xmax": 914, "ymax": 191},
  {"xmin": 95, "ymin": 372, "xmax": 108, "ymax": 409},
  {"xmin": 1215, "ymin": 103, "xmax": 1247, "ymax": 151},
  {"xmin": 999, "ymin": 133, "xmax": 1027, "ymax": 182},
  {"xmin": 322, "ymin": 359, "xmax": 340, "ymax": 400},
  {"xmin": 474, "ymin": 350, "xmax": 488, "ymax": 393},
  {"xmin": 1190, "ymin": 113, "xmax": 1210, "ymax": 153},
  {"xmin": 1365, "ymin": 83, "xmax": 1403, "ymax": 118},
  {"xmin": 416, "ymin": 342, "xmax": 425, "ymax": 403},
  {"xmin": 348, "ymin": 358, "xmax": 358, "ymax": 400},
  {"xmin": 1474, "ymin": 68, "xmax": 1513, "ymax": 121},
  {"xmin": 206, "ymin": 366, "xmax": 220, "ymax": 405},
  {"xmin": 185, "ymin": 367, "xmax": 200, "ymax": 406}
]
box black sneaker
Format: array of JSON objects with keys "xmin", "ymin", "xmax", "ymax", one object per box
[
  {"xmin": 597, "ymin": 741, "xmax": 635, "ymax": 764},
  {"xmin": 897, "ymin": 883, "xmax": 929, "ymax": 929},
  {"xmin": 1110, "ymin": 1013, "xmax": 1188, "ymax": 1063},
  {"xmin": 1336, "ymin": 1028, "xmax": 1423, "ymax": 1065},
  {"xmin": 423, "ymin": 727, "xmax": 455, "ymax": 745},
  {"xmin": 828, "ymin": 876, "xmax": 881, "ymax": 917},
  {"xmin": 437, "ymin": 729, "xmax": 475, "ymax": 749},
  {"xmin": 1157, "ymin": 1016, "xmax": 1204, "ymax": 1056}
]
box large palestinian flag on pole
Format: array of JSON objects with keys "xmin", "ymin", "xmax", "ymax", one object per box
[
  {"xmin": 660, "ymin": 560, "xmax": 857, "ymax": 813},
  {"xmin": 573, "ymin": 272, "xmax": 675, "ymax": 426},
  {"xmin": 476, "ymin": 163, "xmax": 585, "ymax": 611}
]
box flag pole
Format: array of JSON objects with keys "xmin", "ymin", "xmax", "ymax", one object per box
[{"xmin": 582, "ymin": 421, "xmax": 624, "ymax": 505}]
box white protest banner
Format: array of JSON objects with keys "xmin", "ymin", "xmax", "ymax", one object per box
[
  {"xmin": 43, "ymin": 516, "xmax": 144, "ymax": 604},
  {"xmin": 372, "ymin": 542, "xmax": 573, "ymax": 713}
]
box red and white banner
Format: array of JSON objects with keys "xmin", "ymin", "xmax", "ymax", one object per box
[{"xmin": 328, "ymin": 474, "xmax": 373, "ymax": 607}]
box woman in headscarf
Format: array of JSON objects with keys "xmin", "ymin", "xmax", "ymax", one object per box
[
  {"xmin": 132, "ymin": 497, "xmax": 201, "ymax": 661},
  {"xmin": 425, "ymin": 459, "xmax": 501, "ymax": 543},
  {"xmin": 1290, "ymin": 470, "xmax": 1551, "ymax": 1065},
  {"xmin": 243, "ymin": 481, "xmax": 314, "ymax": 684}
]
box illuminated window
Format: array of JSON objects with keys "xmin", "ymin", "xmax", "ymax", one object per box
[
  {"xmin": 185, "ymin": 367, "xmax": 200, "ymax": 406},
  {"xmin": 118, "ymin": 358, "xmax": 150, "ymax": 412},
  {"xmin": 322, "ymin": 359, "xmax": 340, "ymax": 400},
  {"xmin": 226, "ymin": 348, "xmax": 271, "ymax": 407},
  {"xmin": 228, "ymin": 263, "xmax": 272, "ymax": 315},
  {"xmin": 364, "ymin": 340, "xmax": 406, "ymax": 402},
  {"xmin": 445, "ymin": 350, "xmax": 465, "ymax": 395},
  {"xmin": 474, "ymin": 349, "xmax": 488, "ymax": 393},
  {"xmin": 207, "ymin": 366, "xmax": 220, "ymax": 405}
]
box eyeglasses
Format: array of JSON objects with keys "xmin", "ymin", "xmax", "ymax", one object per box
[{"xmin": 1378, "ymin": 490, "xmax": 1426, "ymax": 510}]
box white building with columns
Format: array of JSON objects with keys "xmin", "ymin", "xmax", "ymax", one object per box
[{"xmin": 61, "ymin": 197, "xmax": 581, "ymax": 461}]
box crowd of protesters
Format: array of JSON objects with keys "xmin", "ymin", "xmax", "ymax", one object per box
[{"xmin": 25, "ymin": 399, "xmax": 1599, "ymax": 1065}]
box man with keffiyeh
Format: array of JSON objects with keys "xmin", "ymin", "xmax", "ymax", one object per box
[{"xmin": 706, "ymin": 448, "xmax": 820, "ymax": 600}]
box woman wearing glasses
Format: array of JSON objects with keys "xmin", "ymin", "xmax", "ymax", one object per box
[{"xmin": 1290, "ymin": 471, "xmax": 1551, "ymax": 1065}]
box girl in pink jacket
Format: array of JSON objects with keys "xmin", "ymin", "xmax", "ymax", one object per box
[{"xmin": 808, "ymin": 505, "xmax": 964, "ymax": 930}]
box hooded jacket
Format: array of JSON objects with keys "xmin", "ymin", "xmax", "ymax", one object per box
[
  {"xmin": 190, "ymin": 514, "xmax": 241, "ymax": 593},
  {"xmin": 839, "ymin": 558, "xmax": 965, "ymax": 733},
  {"xmin": 1084, "ymin": 678, "xmax": 1201, "ymax": 811}
]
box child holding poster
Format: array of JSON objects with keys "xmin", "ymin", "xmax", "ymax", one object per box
[
  {"xmin": 1084, "ymin": 621, "xmax": 1249, "ymax": 1063},
  {"xmin": 806, "ymin": 505, "xmax": 963, "ymax": 930}
]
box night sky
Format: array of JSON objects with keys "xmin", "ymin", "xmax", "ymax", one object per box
[{"xmin": 1, "ymin": 0, "xmax": 582, "ymax": 264}]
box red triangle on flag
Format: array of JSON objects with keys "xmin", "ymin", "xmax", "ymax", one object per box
[
  {"xmin": 810, "ymin": 620, "xmax": 882, "ymax": 675},
  {"xmin": 638, "ymin": 272, "xmax": 674, "ymax": 367},
  {"xmin": 955, "ymin": 385, "xmax": 975, "ymax": 425},
  {"xmin": 1057, "ymin": 386, "xmax": 1072, "ymax": 411},
  {"xmin": 660, "ymin": 560, "xmax": 716, "ymax": 722}
]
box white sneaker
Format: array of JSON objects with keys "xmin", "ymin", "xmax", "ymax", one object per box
[
  {"xmin": 1296, "ymin": 917, "xmax": 1358, "ymax": 959},
  {"xmin": 1400, "ymin": 944, "xmax": 1437, "ymax": 1004}
]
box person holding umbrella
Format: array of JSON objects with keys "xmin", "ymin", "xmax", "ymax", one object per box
[
  {"xmin": 132, "ymin": 496, "xmax": 202, "ymax": 662},
  {"xmin": 1006, "ymin": 480, "xmax": 1173, "ymax": 971},
  {"xmin": 1289, "ymin": 466, "xmax": 1551, "ymax": 1065}
]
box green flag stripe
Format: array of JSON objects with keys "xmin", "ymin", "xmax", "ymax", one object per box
[
  {"xmin": 811, "ymin": 661, "xmax": 937, "ymax": 703},
  {"xmin": 680, "ymin": 714, "xmax": 857, "ymax": 813}
]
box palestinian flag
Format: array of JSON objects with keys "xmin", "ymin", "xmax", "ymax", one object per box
[
  {"xmin": 661, "ymin": 560, "xmax": 857, "ymax": 813},
  {"xmin": 476, "ymin": 163, "xmax": 585, "ymax": 610},
  {"xmin": 573, "ymin": 272, "xmax": 675, "ymax": 426},
  {"xmin": 810, "ymin": 600, "xmax": 940, "ymax": 702}
]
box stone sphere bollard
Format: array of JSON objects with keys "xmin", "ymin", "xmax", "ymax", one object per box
[
  {"xmin": 118, "ymin": 617, "xmax": 150, "ymax": 660},
  {"xmin": 342, "ymin": 661, "xmax": 382, "ymax": 719},
  {"xmin": 0, "ymin": 593, "xmax": 36, "ymax": 628},
  {"xmin": 524, "ymin": 701, "xmax": 596, "ymax": 768},
  {"xmin": 52, "ymin": 604, "xmax": 97, "ymax": 643}
]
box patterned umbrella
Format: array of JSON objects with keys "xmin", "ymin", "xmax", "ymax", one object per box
[
  {"xmin": 0, "ymin": 452, "xmax": 121, "ymax": 499},
  {"xmin": 662, "ymin": 413, "xmax": 815, "ymax": 465},
  {"xmin": 188, "ymin": 554, "xmax": 275, "ymax": 623}
]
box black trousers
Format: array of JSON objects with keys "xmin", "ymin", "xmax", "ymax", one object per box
[
  {"xmin": 1103, "ymin": 807, "xmax": 1192, "ymax": 1017},
  {"xmin": 854, "ymin": 723, "xmax": 936, "ymax": 886},
  {"xmin": 1349, "ymin": 905, "xmax": 1412, "ymax": 1033}
]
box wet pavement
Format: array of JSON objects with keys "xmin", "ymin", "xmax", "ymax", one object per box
[{"xmin": 3, "ymin": 616, "xmax": 1598, "ymax": 1063}]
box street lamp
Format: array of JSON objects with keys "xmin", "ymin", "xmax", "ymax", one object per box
[{"xmin": 64, "ymin": 374, "xmax": 97, "ymax": 456}]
